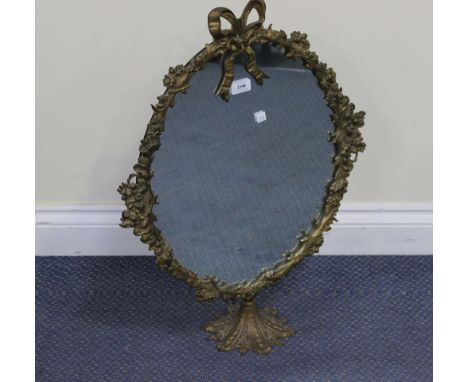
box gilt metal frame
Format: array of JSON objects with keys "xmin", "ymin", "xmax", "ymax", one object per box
[{"xmin": 118, "ymin": 0, "xmax": 365, "ymax": 303}]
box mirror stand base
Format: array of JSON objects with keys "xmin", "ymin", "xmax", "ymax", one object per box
[{"xmin": 204, "ymin": 298, "xmax": 295, "ymax": 355}]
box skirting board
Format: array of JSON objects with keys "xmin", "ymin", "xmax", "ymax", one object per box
[{"xmin": 35, "ymin": 204, "xmax": 432, "ymax": 256}]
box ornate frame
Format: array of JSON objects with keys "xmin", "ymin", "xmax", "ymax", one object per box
[{"xmin": 118, "ymin": 0, "xmax": 365, "ymax": 303}]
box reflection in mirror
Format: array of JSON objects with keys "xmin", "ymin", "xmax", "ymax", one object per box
[{"xmin": 151, "ymin": 44, "xmax": 335, "ymax": 284}]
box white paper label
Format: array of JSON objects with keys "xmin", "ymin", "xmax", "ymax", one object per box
[
  {"xmin": 230, "ymin": 78, "xmax": 251, "ymax": 95},
  {"xmin": 254, "ymin": 110, "xmax": 267, "ymax": 124}
]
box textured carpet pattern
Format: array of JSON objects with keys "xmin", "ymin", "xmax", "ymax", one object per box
[{"xmin": 36, "ymin": 256, "xmax": 432, "ymax": 382}]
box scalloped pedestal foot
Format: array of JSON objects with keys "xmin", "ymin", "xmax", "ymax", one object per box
[{"xmin": 204, "ymin": 299, "xmax": 295, "ymax": 355}]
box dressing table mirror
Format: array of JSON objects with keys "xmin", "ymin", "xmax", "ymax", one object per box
[{"xmin": 119, "ymin": 0, "xmax": 365, "ymax": 354}]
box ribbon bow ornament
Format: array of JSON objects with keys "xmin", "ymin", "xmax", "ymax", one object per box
[{"xmin": 207, "ymin": 0, "xmax": 269, "ymax": 100}]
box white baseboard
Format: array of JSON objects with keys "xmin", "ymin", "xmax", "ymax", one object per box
[{"xmin": 35, "ymin": 204, "xmax": 433, "ymax": 256}]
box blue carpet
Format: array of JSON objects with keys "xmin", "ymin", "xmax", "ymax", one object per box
[{"xmin": 36, "ymin": 256, "xmax": 432, "ymax": 381}]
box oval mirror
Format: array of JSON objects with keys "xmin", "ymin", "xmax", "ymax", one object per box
[
  {"xmin": 119, "ymin": 0, "xmax": 365, "ymax": 354},
  {"xmin": 154, "ymin": 45, "xmax": 335, "ymax": 284}
]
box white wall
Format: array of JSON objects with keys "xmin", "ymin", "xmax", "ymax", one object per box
[{"xmin": 36, "ymin": 0, "xmax": 432, "ymax": 205}]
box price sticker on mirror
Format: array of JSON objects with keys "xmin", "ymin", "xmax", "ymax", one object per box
[
  {"xmin": 230, "ymin": 78, "xmax": 251, "ymax": 95},
  {"xmin": 254, "ymin": 110, "xmax": 267, "ymax": 124}
]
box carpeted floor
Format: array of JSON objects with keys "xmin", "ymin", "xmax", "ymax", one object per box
[{"xmin": 36, "ymin": 256, "xmax": 432, "ymax": 382}]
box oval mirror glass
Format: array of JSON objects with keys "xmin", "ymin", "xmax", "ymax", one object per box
[{"xmin": 151, "ymin": 44, "xmax": 335, "ymax": 284}]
